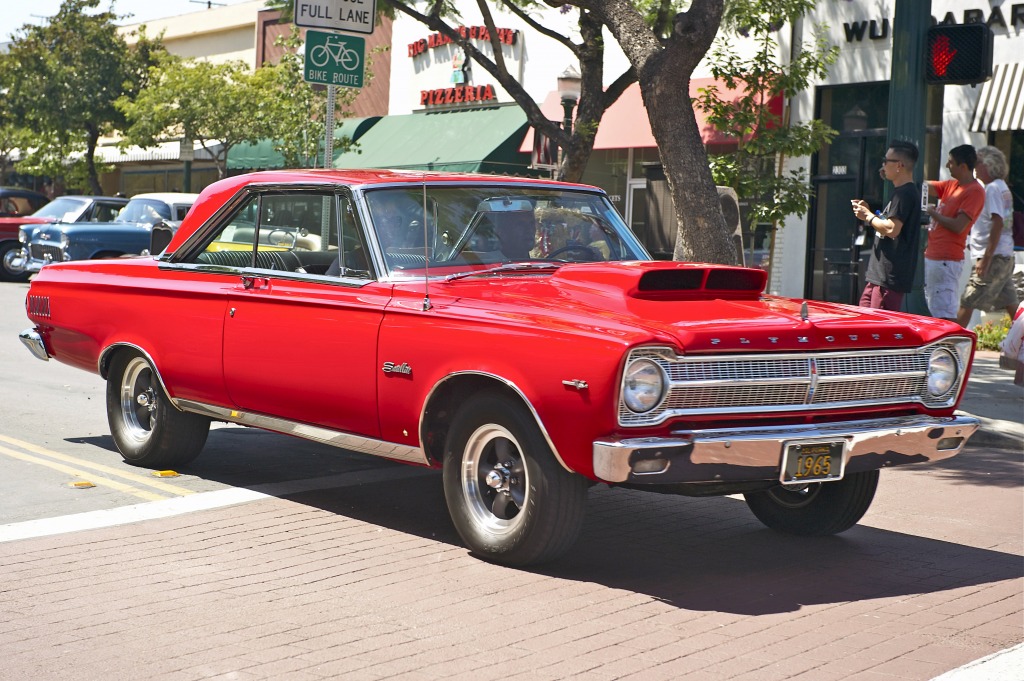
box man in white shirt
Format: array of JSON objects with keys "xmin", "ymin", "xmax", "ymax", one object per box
[{"xmin": 957, "ymin": 146, "xmax": 1019, "ymax": 327}]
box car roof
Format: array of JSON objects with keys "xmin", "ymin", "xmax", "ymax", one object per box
[
  {"xmin": 206, "ymin": 169, "xmax": 600, "ymax": 192},
  {"xmin": 130, "ymin": 192, "xmax": 200, "ymax": 204},
  {"xmin": 54, "ymin": 195, "xmax": 129, "ymax": 203},
  {"xmin": 0, "ymin": 186, "xmax": 48, "ymax": 200}
]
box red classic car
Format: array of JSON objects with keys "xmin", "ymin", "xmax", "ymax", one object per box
[{"xmin": 19, "ymin": 169, "xmax": 979, "ymax": 566}]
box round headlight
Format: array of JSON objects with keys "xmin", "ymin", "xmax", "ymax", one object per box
[
  {"xmin": 18, "ymin": 228, "xmax": 29, "ymax": 244},
  {"xmin": 927, "ymin": 348, "xmax": 957, "ymax": 397},
  {"xmin": 60, "ymin": 233, "xmax": 70, "ymax": 248},
  {"xmin": 623, "ymin": 359, "xmax": 666, "ymax": 413}
]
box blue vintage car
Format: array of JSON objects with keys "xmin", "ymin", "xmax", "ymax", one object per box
[{"xmin": 22, "ymin": 192, "xmax": 197, "ymax": 272}]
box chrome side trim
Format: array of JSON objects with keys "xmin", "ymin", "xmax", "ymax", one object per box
[
  {"xmin": 419, "ymin": 371, "xmax": 571, "ymax": 473},
  {"xmin": 175, "ymin": 399, "xmax": 429, "ymax": 466},
  {"xmin": 593, "ymin": 414, "xmax": 979, "ymax": 484},
  {"xmin": 18, "ymin": 328, "xmax": 50, "ymax": 361}
]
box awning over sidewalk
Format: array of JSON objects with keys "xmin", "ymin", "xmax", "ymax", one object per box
[
  {"xmin": 333, "ymin": 106, "xmax": 531, "ymax": 174},
  {"xmin": 520, "ymin": 79, "xmax": 783, "ymax": 153},
  {"xmin": 227, "ymin": 116, "xmax": 382, "ymax": 170},
  {"xmin": 971, "ymin": 63, "xmax": 1024, "ymax": 133},
  {"xmin": 92, "ymin": 139, "xmax": 219, "ymax": 164}
]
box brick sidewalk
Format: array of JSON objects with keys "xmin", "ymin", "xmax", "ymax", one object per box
[{"xmin": 2, "ymin": 439, "xmax": 1021, "ymax": 681}]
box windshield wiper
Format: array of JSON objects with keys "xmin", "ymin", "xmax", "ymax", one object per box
[{"xmin": 445, "ymin": 261, "xmax": 563, "ymax": 282}]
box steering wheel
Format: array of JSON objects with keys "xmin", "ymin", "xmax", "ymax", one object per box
[
  {"xmin": 546, "ymin": 244, "xmax": 600, "ymax": 261},
  {"xmin": 267, "ymin": 229, "xmax": 296, "ymax": 248}
]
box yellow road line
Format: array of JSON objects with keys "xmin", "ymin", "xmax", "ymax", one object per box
[
  {"xmin": 0, "ymin": 434, "xmax": 195, "ymax": 496},
  {"xmin": 0, "ymin": 445, "xmax": 167, "ymax": 502}
]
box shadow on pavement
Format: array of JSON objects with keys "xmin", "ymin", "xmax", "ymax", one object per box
[
  {"xmin": 68, "ymin": 427, "xmax": 1024, "ymax": 618},
  {"xmin": 927, "ymin": 442, "xmax": 1024, "ymax": 489},
  {"xmin": 287, "ymin": 475, "xmax": 1023, "ymax": 617}
]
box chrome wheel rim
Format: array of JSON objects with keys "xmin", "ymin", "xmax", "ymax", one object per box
[
  {"xmin": 460, "ymin": 424, "xmax": 529, "ymax": 535},
  {"xmin": 120, "ymin": 357, "xmax": 157, "ymax": 445},
  {"xmin": 767, "ymin": 483, "xmax": 822, "ymax": 509}
]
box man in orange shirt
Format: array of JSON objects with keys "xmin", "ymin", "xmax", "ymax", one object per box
[{"xmin": 923, "ymin": 145, "xmax": 986, "ymax": 322}]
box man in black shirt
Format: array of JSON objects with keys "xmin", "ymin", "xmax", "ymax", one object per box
[{"xmin": 851, "ymin": 140, "xmax": 921, "ymax": 311}]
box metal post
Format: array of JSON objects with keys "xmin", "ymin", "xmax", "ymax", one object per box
[
  {"xmin": 324, "ymin": 85, "xmax": 336, "ymax": 170},
  {"xmin": 887, "ymin": 0, "xmax": 931, "ymax": 315}
]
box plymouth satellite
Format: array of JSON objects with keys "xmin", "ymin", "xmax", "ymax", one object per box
[{"xmin": 19, "ymin": 169, "xmax": 979, "ymax": 566}]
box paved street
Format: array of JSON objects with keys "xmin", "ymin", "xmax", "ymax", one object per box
[{"xmin": 1, "ymin": 281, "xmax": 1021, "ymax": 680}]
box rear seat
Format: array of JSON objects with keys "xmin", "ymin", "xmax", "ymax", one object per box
[{"xmin": 196, "ymin": 249, "xmax": 336, "ymax": 274}]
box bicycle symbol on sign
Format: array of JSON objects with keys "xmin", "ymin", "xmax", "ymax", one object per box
[{"xmin": 310, "ymin": 35, "xmax": 360, "ymax": 71}]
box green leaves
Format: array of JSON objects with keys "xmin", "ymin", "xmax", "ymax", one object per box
[
  {"xmin": 697, "ymin": 0, "xmax": 838, "ymax": 226},
  {"xmin": 0, "ymin": 0, "xmax": 167, "ymax": 192}
]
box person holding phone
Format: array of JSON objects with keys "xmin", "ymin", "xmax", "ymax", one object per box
[{"xmin": 851, "ymin": 140, "xmax": 921, "ymax": 311}]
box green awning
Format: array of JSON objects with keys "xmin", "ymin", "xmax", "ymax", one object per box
[
  {"xmin": 333, "ymin": 106, "xmax": 531, "ymax": 174},
  {"xmin": 227, "ymin": 116, "xmax": 381, "ymax": 170}
]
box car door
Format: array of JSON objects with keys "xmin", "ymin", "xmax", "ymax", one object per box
[{"xmin": 215, "ymin": 189, "xmax": 390, "ymax": 437}]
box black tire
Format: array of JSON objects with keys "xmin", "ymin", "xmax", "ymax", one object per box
[
  {"xmin": 0, "ymin": 242, "xmax": 30, "ymax": 283},
  {"xmin": 442, "ymin": 393, "xmax": 588, "ymax": 567},
  {"xmin": 743, "ymin": 470, "xmax": 880, "ymax": 536},
  {"xmin": 106, "ymin": 351, "xmax": 210, "ymax": 468}
]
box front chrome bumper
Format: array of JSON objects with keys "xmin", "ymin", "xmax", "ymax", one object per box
[
  {"xmin": 593, "ymin": 414, "xmax": 979, "ymax": 484},
  {"xmin": 19, "ymin": 328, "xmax": 50, "ymax": 361}
]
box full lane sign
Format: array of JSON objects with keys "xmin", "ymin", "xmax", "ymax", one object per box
[
  {"xmin": 303, "ymin": 30, "xmax": 365, "ymax": 88},
  {"xmin": 295, "ymin": 0, "xmax": 375, "ymax": 35}
]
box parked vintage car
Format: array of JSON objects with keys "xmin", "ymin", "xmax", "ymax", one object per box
[
  {"xmin": 0, "ymin": 186, "xmax": 48, "ymax": 218},
  {"xmin": 1, "ymin": 195, "xmax": 129, "ymax": 281},
  {"xmin": 19, "ymin": 169, "xmax": 979, "ymax": 566},
  {"xmin": 21, "ymin": 192, "xmax": 197, "ymax": 272}
]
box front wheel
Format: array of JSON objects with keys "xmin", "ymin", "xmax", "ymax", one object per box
[
  {"xmin": 0, "ymin": 242, "xmax": 30, "ymax": 282},
  {"xmin": 743, "ymin": 470, "xmax": 880, "ymax": 536},
  {"xmin": 442, "ymin": 393, "xmax": 588, "ymax": 566},
  {"xmin": 106, "ymin": 351, "xmax": 210, "ymax": 468}
]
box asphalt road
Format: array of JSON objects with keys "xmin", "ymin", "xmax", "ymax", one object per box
[{"xmin": 1, "ymin": 279, "xmax": 1021, "ymax": 681}]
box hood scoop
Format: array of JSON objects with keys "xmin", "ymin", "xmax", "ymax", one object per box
[{"xmin": 551, "ymin": 262, "xmax": 767, "ymax": 301}]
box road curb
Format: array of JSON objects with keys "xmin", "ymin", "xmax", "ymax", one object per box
[{"xmin": 959, "ymin": 412, "xmax": 1023, "ymax": 450}]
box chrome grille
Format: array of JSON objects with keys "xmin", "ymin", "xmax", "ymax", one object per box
[
  {"xmin": 618, "ymin": 339, "xmax": 972, "ymax": 426},
  {"xmin": 30, "ymin": 243, "xmax": 63, "ymax": 262}
]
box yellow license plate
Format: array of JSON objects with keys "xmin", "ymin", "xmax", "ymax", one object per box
[{"xmin": 781, "ymin": 441, "xmax": 845, "ymax": 484}]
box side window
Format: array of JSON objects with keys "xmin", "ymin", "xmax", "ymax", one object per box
[
  {"xmin": 337, "ymin": 194, "xmax": 371, "ymax": 277},
  {"xmin": 185, "ymin": 190, "xmax": 372, "ymax": 279},
  {"xmin": 191, "ymin": 194, "xmax": 259, "ymax": 268}
]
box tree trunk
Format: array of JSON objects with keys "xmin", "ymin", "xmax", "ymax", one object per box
[
  {"xmin": 84, "ymin": 124, "xmax": 103, "ymax": 196},
  {"xmin": 590, "ymin": 0, "xmax": 736, "ymax": 265}
]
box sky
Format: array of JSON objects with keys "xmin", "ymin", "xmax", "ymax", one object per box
[{"xmin": 1, "ymin": 0, "xmax": 260, "ymax": 43}]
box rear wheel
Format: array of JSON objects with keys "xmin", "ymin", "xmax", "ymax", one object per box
[
  {"xmin": 0, "ymin": 242, "xmax": 30, "ymax": 282},
  {"xmin": 442, "ymin": 393, "xmax": 588, "ymax": 566},
  {"xmin": 743, "ymin": 470, "xmax": 879, "ymax": 536},
  {"xmin": 106, "ymin": 351, "xmax": 210, "ymax": 468}
]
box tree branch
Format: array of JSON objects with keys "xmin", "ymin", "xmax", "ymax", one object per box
[
  {"xmin": 600, "ymin": 66, "xmax": 636, "ymax": 110},
  {"xmin": 500, "ymin": 0, "xmax": 578, "ymax": 55}
]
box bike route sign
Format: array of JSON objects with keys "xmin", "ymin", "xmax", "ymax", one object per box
[{"xmin": 303, "ymin": 29, "xmax": 364, "ymax": 88}]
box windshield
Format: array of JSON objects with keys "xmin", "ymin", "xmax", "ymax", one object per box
[
  {"xmin": 116, "ymin": 199, "xmax": 172, "ymax": 225},
  {"xmin": 32, "ymin": 197, "xmax": 89, "ymax": 222},
  {"xmin": 362, "ymin": 185, "xmax": 650, "ymax": 278}
]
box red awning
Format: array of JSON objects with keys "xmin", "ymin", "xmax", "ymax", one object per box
[{"xmin": 520, "ymin": 79, "xmax": 782, "ymax": 153}]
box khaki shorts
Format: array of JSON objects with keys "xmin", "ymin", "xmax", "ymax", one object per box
[
  {"xmin": 961, "ymin": 255, "xmax": 1020, "ymax": 312},
  {"xmin": 924, "ymin": 258, "xmax": 964, "ymax": 319}
]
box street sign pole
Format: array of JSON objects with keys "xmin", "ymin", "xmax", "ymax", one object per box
[{"xmin": 325, "ymin": 84, "xmax": 336, "ymax": 170}]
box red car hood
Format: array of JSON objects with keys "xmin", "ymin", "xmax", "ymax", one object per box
[{"xmin": 427, "ymin": 261, "xmax": 963, "ymax": 353}]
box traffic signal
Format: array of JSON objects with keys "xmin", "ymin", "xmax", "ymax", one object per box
[{"xmin": 925, "ymin": 23, "xmax": 994, "ymax": 85}]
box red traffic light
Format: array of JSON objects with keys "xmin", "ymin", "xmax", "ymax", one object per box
[{"xmin": 925, "ymin": 23, "xmax": 994, "ymax": 85}]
